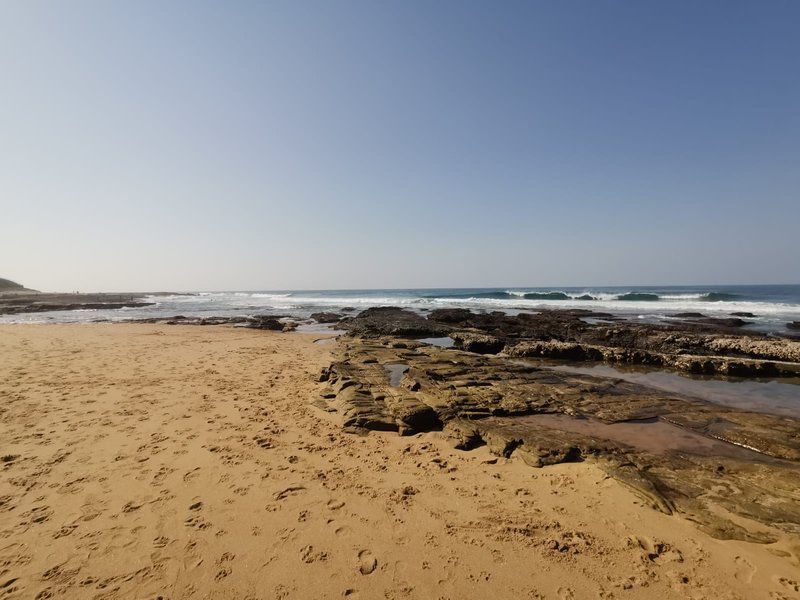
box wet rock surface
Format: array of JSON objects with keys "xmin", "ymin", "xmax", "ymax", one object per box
[
  {"xmin": 128, "ymin": 314, "xmax": 295, "ymax": 331},
  {"xmin": 339, "ymin": 307, "xmax": 451, "ymax": 338},
  {"xmin": 442, "ymin": 416, "xmax": 799, "ymax": 543},
  {"xmin": 310, "ymin": 311, "xmax": 344, "ymax": 323},
  {"xmin": 318, "ymin": 333, "xmax": 800, "ymax": 543},
  {"xmin": 338, "ymin": 307, "xmax": 800, "ymax": 377}
]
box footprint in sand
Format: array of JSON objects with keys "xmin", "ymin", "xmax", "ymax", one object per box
[
  {"xmin": 52, "ymin": 523, "xmax": 78, "ymax": 539},
  {"xmin": 1, "ymin": 578, "xmax": 21, "ymax": 596},
  {"xmin": 0, "ymin": 495, "xmax": 15, "ymax": 512},
  {"xmin": 184, "ymin": 515, "xmax": 211, "ymax": 530},
  {"xmin": 734, "ymin": 555, "xmax": 756, "ymax": 584},
  {"xmin": 358, "ymin": 550, "xmax": 377, "ymax": 575},
  {"xmin": 274, "ymin": 485, "xmax": 305, "ymax": 501},
  {"xmin": 557, "ymin": 587, "xmax": 575, "ymax": 600},
  {"xmin": 300, "ymin": 545, "xmax": 328, "ymax": 564},
  {"xmin": 774, "ymin": 576, "xmax": 800, "ymax": 594},
  {"xmin": 122, "ymin": 500, "xmax": 144, "ymax": 513},
  {"xmin": 631, "ymin": 536, "xmax": 683, "ymax": 565},
  {"xmin": 254, "ymin": 436, "xmax": 273, "ymax": 449},
  {"xmin": 183, "ymin": 467, "xmax": 201, "ymax": 483},
  {"xmin": 214, "ymin": 552, "xmax": 235, "ymax": 580},
  {"xmin": 20, "ymin": 505, "xmax": 53, "ymax": 527}
]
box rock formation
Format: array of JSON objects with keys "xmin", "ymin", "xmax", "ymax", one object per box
[
  {"xmin": 318, "ymin": 309, "xmax": 800, "ymax": 543},
  {"xmin": 338, "ymin": 307, "xmax": 800, "ymax": 377}
]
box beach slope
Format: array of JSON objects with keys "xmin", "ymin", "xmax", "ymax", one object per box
[{"xmin": 0, "ymin": 324, "xmax": 798, "ymax": 599}]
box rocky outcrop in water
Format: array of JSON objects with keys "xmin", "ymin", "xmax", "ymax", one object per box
[
  {"xmin": 449, "ymin": 332, "xmax": 506, "ymax": 354},
  {"xmin": 128, "ymin": 315, "xmax": 294, "ymax": 331},
  {"xmin": 1, "ymin": 301, "xmax": 156, "ymax": 315},
  {"xmin": 340, "ymin": 307, "xmax": 800, "ymax": 377},
  {"xmin": 505, "ymin": 339, "xmax": 800, "ymax": 377},
  {"xmin": 339, "ymin": 307, "xmax": 450, "ymax": 338},
  {"xmin": 310, "ymin": 312, "xmax": 344, "ymax": 323},
  {"xmin": 0, "ymin": 291, "xmax": 155, "ymax": 315}
]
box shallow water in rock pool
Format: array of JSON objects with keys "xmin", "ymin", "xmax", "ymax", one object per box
[{"xmin": 538, "ymin": 361, "xmax": 800, "ymax": 418}]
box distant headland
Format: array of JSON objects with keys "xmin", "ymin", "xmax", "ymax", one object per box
[{"xmin": 0, "ymin": 277, "xmax": 38, "ymax": 293}]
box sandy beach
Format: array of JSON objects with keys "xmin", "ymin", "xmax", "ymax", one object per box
[{"xmin": 1, "ymin": 324, "xmax": 798, "ymax": 600}]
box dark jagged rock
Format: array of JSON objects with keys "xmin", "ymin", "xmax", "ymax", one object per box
[
  {"xmin": 317, "ymin": 336, "xmax": 800, "ymax": 543},
  {"xmin": 310, "ymin": 312, "xmax": 343, "ymax": 323},
  {"xmin": 788, "ymin": 321, "xmax": 800, "ymax": 331},
  {"xmin": 731, "ymin": 312, "xmax": 756, "ymax": 318},
  {"xmin": 245, "ymin": 316, "xmax": 286, "ymax": 330},
  {"xmin": 339, "ymin": 307, "xmax": 450, "ymax": 338},
  {"xmin": 435, "ymin": 309, "xmax": 797, "ymax": 376},
  {"xmin": 128, "ymin": 314, "xmax": 293, "ymax": 331},
  {"xmin": 424, "ymin": 308, "xmax": 616, "ymax": 340},
  {"xmin": 427, "ymin": 308, "xmax": 474, "ymax": 323},
  {"xmin": 672, "ymin": 313, "xmax": 755, "ymax": 329},
  {"xmin": 505, "ymin": 339, "xmax": 797, "ymax": 377}
]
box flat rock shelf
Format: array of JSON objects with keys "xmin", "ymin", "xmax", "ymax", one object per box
[{"xmin": 318, "ymin": 335, "xmax": 800, "ymax": 545}]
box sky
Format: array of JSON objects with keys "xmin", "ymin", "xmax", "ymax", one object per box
[{"xmin": 1, "ymin": 0, "xmax": 798, "ymax": 292}]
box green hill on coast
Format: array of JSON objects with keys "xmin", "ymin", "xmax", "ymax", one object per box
[{"xmin": 0, "ymin": 278, "xmax": 37, "ymax": 293}]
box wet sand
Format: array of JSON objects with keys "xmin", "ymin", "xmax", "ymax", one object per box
[{"xmin": 1, "ymin": 324, "xmax": 799, "ymax": 599}]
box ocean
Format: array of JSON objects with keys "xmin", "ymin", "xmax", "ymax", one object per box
[{"xmin": 3, "ymin": 284, "xmax": 800, "ymax": 333}]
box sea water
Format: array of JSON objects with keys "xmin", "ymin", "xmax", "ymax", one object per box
[{"xmin": 3, "ymin": 284, "xmax": 800, "ymax": 333}]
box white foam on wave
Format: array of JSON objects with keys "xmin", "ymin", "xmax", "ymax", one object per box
[
  {"xmin": 250, "ymin": 293, "xmax": 292, "ymax": 298},
  {"xmin": 149, "ymin": 291, "xmax": 800, "ymax": 318},
  {"xmin": 503, "ymin": 291, "xmax": 744, "ymax": 302},
  {"xmin": 3, "ymin": 289, "xmax": 799, "ymax": 331},
  {"xmin": 425, "ymin": 295, "xmax": 800, "ymax": 317},
  {"xmin": 285, "ymin": 295, "xmax": 422, "ymax": 306},
  {"xmin": 143, "ymin": 294, "xmax": 193, "ymax": 301}
]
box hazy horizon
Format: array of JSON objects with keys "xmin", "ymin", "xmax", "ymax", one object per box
[
  {"xmin": 3, "ymin": 1, "xmax": 799, "ymax": 292},
  {"xmin": 8, "ymin": 281, "xmax": 800, "ymax": 295}
]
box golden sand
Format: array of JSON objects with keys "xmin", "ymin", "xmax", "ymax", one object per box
[{"xmin": 0, "ymin": 324, "xmax": 798, "ymax": 599}]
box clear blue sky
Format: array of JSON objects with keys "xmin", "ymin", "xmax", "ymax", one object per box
[{"xmin": 2, "ymin": 0, "xmax": 798, "ymax": 291}]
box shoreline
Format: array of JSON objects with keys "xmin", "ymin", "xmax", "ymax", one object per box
[
  {"xmin": 2, "ymin": 285, "xmax": 800, "ymax": 335},
  {"xmin": 0, "ymin": 291, "xmax": 155, "ymax": 316},
  {"xmin": 1, "ymin": 323, "xmax": 799, "ymax": 599}
]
